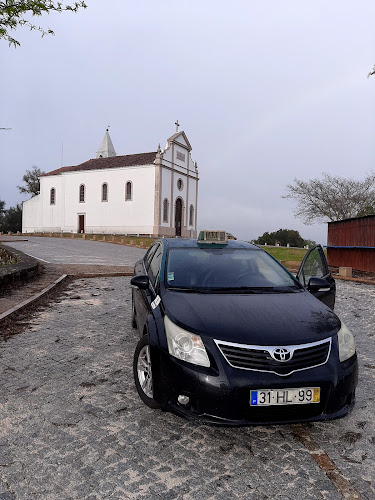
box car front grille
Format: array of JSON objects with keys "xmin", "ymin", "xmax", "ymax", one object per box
[{"xmin": 214, "ymin": 337, "xmax": 332, "ymax": 376}]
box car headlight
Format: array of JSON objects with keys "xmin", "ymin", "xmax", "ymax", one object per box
[
  {"xmin": 337, "ymin": 321, "xmax": 356, "ymax": 362},
  {"xmin": 164, "ymin": 315, "xmax": 210, "ymax": 367}
]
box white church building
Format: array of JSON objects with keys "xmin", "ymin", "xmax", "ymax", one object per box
[{"xmin": 22, "ymin": 128, "xmax": 199, "ymax": 237}]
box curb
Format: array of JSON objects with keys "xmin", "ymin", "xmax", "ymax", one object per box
[
  {"xmin": 0, "ymin": 245, "xmax": 41, "ymax": 289},
  {"xmin": 332, "ymin": 275, "xmax": 375, "ymax": 286},
  {"xmin": 0, "ymin": 274, "xmax": 68, "ymax": 322},
  {"xmin": 285, "ymin": 268, "xmax": 375, "ymax": 286},
  {"xmin": 72, "ymin": 272, "xmax": 134, "ymax": 278},
  {"xmin": 0, "ymin": 272, "xmax": 134, "ymax": 323},
  {"xmin": 0, "ymin": 239, "xmax": 29, "ymax": 242}
]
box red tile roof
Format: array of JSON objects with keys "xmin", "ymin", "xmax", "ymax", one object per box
[{"xmin": 43, "ymin": 152, "xmax": 157, "ymax": 176}]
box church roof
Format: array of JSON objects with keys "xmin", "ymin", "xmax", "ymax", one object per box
[
  {"xmin": 166, "ymin": 130, "xmax": 192, "ymax": 151},
  {"xmin": 43, "ymin": 152, "xmax": 157, "ymax": 176},
  {"xmin": 96, "ymin": 129, "xmax": 116, "ymax": 158}
]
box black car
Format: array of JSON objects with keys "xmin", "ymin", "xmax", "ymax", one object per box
[{"xmin": 130, "ymin": 231, "xmax": 358, "ymax": 425}]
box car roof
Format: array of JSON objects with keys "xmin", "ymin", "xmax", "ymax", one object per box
[{"xmin": 161, "ymin": 238, "xmax": 260, "ymax": 250}]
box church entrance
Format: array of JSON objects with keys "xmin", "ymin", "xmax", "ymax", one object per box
[
  {"xmin": 78, "ymin": 214, "xmax": 85, "ymax": 234},
  {"xmin": 175, "ymin": 198, "xmax": 182, "ymax": 236}
]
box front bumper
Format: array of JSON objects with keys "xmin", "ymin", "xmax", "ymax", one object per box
[{"xmin": 151, "ymin": 340, "xmax": 358, "ymax": 426}]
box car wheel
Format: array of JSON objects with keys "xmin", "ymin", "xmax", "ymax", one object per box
[
  {"xmin": 133, "ymin": 335, "xmax": 161, "ymax": 409},
  {"xmin": 131, "ymin": 298, "xmax": 137, "ymax": 329}
]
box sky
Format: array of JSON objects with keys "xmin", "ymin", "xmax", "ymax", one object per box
[{"xmin": 1, "ymin": 0, "xmax": 374, "ymax": 244}]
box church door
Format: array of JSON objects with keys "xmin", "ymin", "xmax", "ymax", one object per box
[
  {"xmin": 78, "ymin": 215, "xmax": 85, "ymax": 234},
  {"xmin": 175, "ymin": 199, "xmax": 182, "ymax": 237}
]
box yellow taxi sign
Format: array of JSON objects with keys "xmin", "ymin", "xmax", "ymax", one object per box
[{"xmin": 198, "ymin": 230, "xmax": 228, "ymax": 244}]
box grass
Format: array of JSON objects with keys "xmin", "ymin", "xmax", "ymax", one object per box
[
  {"xmin": 258, "ymin": 246, "xmax": 308, "ymax": 263},
  {"xmin": 0, "ymin": 248, "xmax": 20, "ymax": 266}
]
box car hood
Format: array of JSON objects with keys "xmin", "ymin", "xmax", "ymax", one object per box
[{"xmin": 162, "ymin": 289, "xmax": 340, "ymax": 345}]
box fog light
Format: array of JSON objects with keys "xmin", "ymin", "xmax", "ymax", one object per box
[{"xmin": 178, "ymin": 395, "xmax": 190, "ymax": 405}]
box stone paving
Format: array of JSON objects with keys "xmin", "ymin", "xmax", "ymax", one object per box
[
  {"xmin": 0, "ymin": 236, "xmax": 146, "ymax": 316},
  {"xmin": 1, "ymin": 236, "xmax": 146, "ymax": 266},
  {"xmin": 0, "ymin": 278, "xmax": 374, "ymax": 499}
]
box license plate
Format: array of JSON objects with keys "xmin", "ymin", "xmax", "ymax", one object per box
[{"xmin": 250, "ymin": 387, "xmax": 320, "ymax": 406}]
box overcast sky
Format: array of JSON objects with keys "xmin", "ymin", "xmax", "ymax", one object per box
[{"xmin": 1, "ymin": 0, "xmax": 374, "ymax": 244}]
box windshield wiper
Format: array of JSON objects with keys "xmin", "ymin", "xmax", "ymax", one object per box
[
  {"xmin": 168, "ymin": 287, "xmax": 212, "ymax": 293},
  {"xmin": 209, "ymin": 286, "xmax": 298, "ymax": 294},
  {"xmin": 167, "ymin": 286, "xmax": 299, "ymax": 294}
]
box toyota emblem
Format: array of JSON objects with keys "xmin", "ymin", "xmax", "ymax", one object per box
[{"xmin": 271, "ymin": 348, "xmax": 292, "ymax": 362}]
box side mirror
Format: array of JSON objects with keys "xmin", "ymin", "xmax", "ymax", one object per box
[
  {"xmin": 131, "ymin": 275, "xmax": 150, "ymax": 290},
  {"xmin": 307, "ymin": 277, "xmax": 331, "ymax": 292}
]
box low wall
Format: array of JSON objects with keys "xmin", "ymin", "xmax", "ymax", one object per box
[{"xmin": 0, "ymin": 245, "xmax": 42, "ymax": 292}]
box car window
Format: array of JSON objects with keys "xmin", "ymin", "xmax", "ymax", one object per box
[
  {"xmin": 299, "ymin": 247, "xmax": 327, "ymax": 287},
  {"xmin": 165, "ymin": 248, "xmax": 299, "ymax": 290},
  {"xmin": 144, "ymin": 244, "xmax": 158, "ymax": 271},
  {"xmin": 148, "ymin": 244, "xmax": 163, "ymax": 287}
]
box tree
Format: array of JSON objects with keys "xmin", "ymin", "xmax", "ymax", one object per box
[
  {"xmin": 0, "ymin": 199, "xmax": 5, "ymax": 229},
  {"xmin": 254, "ymin": 231, "xmax": 273, "ymax": 246},
  {"xmin": 254, "ymin": 229, "xmax": 306, "ymax": 248},
  {"xmin": 0, "ymin": 204, "xmax": 22, "ymax": 232},
  {"xmin": 0, "ymin": 1, "xmax": 87, "ymax": 47},
  {"xmin": 356, "ymin": 205, "xmax": 375, "ymax": 217},
  {"xmin": 303, "ymin": 239, "xmax": 317, "ymax": 249},
  {"xmin": 283, "ymin": 172, "xmax": 375, "ymax": 224},
  {"xmin": 18, "ymin": 166, "xmax": 45, "ymax": 196}
]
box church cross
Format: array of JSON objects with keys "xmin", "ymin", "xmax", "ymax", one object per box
[{"xmin": 175, "ymin": 120, "xmax": 180, "ymax": 132}]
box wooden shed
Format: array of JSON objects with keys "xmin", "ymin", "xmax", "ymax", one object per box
[{"xmin": 327, "ymin": 215, "xmax": 375, "ymax": 272}]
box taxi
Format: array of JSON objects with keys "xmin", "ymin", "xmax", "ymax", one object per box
[{"xmin": 130, "ymin": 231, "xmax": 358, "ymax": 425}]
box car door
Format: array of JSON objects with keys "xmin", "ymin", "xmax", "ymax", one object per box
[
  {"xmin": 133, "ymin": 244, "xmax": 158, "ymax": 332},
  {"xmin": 296, "ymin": 245, "xmax": 336, "ymax": 310},
  {"xmin": 133, "ymin": 243, "xmax": 163, "ymax": 333}
]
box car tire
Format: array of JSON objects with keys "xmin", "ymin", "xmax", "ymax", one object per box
[
  {"xmin": 131, "ymin": 298, "xmax": 137, "ymax": 329},
  {"xmin": 133, "ymin": 334, "xmax": 161, "ymax": 409}
]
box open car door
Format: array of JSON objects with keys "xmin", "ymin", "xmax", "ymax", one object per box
[{"xmin": 296, "ymin": 245, "xmax": 336, "ymax": 310}]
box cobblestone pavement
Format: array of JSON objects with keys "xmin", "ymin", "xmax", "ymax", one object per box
[
  {"xmin": 0, "ymin": 279, "xmax": 374, "ymax": 499},
  {"xmin": 0, "ymin": 236, "xmax": 146, "ymax": 316}
]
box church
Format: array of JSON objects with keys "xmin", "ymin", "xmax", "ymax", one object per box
[{"xmin": 22, "ymin": 126, "xmax": 199, "ymax": 238}]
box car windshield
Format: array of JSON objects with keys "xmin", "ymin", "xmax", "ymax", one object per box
[{"xmin": 165, "ymin": 248, "xmax": 300, "ymax": 292}]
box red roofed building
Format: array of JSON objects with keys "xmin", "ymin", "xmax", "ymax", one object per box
[{"xmin": 22, "ymin": 128, "xmax": 199, "ymax": 237}]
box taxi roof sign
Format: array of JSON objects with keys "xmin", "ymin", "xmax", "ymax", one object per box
[{"xmin": 198, "ymin": 230, "xmax": 228, "ymax": 244}]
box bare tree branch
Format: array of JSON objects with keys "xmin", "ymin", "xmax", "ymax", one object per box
[{"xmin": 283, "ymin": 172, "xmax": 375, "ymax": 224}]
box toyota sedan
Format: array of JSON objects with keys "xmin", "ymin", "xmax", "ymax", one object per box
[{"xmin": 130, "ymin": 231, "xmax": 358, "ymax": 425}]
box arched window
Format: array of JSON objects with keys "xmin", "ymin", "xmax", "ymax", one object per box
[
  {"xmin": 79, "ymin": 184, "xmax": 85, "ymax": 203},
  {"xmin": 102, "ymin": 183, "xmax": 108, "ymax": 202},
  {"xmin": 163, "ymin": 198, "xmax": 169, "ymax": 223},
  {"xmin": 50, "ymin": 188, "xmax": 56, "ymax": 205},
  {"xmin": 189, "ymin": 204, "xmax": 194, "ymax": 226},
  {"xmin": 125, "ymin": 181, "xmax": 132, "ymax": 201}
]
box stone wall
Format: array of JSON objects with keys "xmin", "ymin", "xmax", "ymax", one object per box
[{"xmin": 0, "ymin": 245, "xmax": 41, "ymax": 292}]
